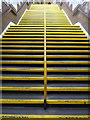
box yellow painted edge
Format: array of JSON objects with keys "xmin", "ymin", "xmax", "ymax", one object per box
[
  {"xmin": 1, "ymin": 45, "xmax": 44, "ymax": 48},
  {"xmin": 47, "ymin": 50, "xmax": 89, "ymax": 53},
  {"xmin": 1, "ymin": 42, "xmax": 44, "ymax": 44},
  {"xmin": 1, "ymin": 77, "xmax": 44, "ymax": 80},
  {"xmin": 1, "ymin": 77, "xmax": 89, "ymax": 81},
  {"xmin": 1, "ymin": 61, "xmax": 89, "ymax": 65},
  {"xmin": 47, "ymin": 99, "xmax": 89, "ymax": 104},
  {"xmin": 1, "ymin": 38, "xmax": 44, "ymax": 40},
  {"xmin": 47, "ymin": 61, "xmax": 89, "ymax": 64},
  {"xmin": 2, "ymin": 61, "xmax": 44, "ymax": 64},
  {"xmin": 6, "ymin": 30, "xmax": 83, "ymax": 31},
  {"xmin": 1, "ymin": 55, "xmax": 44, "ymax": 58},
  {"xmin": 0, "ymin": 87, "xmax": 89, "ymax": 91},
  {"xmin": 1, "ymin": 55, "xmax": 89, "ymax": 59},
  {"xmin": 2, "ymin": 35, "xmax": 87, "ymax": 37},
  {"xmin": 1, "ymin": 50, "xmax": 89, "ymax": 53},
  {"xmin": 1, "ymin": 46, "xmax": 89, "ymax": 48},
  {"xmin": 47, "ymin": 69, "xmax": 89, "ymax": 72},
  {"xmin": 0, "ymin": 99, "xmax": 89, "ymax": 104},
  {"xmin": 1, "ymin": 68, "xmax": 44, "ymax": 72},
  {"xmin": 0, "ymin": 114, "xmax": 89, "ymax": 118},
  {"xmin": 0, "ymin": 99, "xmax": 44, "ymax": 104},
  {"xmin": 5, "ymin": 32, "xmax": 85, "ymax": 34},
  {"xmin": 1, "ymin": 42, "xmax": 89, "ymax": 44},
  {"xmin": 10, "ymin": 25, "xmax": 80, "ymax": 26},
  {"xmin": 2, "ymin": 50, "xmax": 44, "ymax": 53},
  {"xmin": 47, "ymin": 77, "xmax": 89, "ymax": 81},
  {"xmin": 8, "ymin": 27, "xmax": 81, "ymax": 29},
  {"xmin": 1, "ymin": 68, "xmax": 89, "ymax": 72},
  {"xmin": 46, "ymin": 42, "xmax": 89, "ymax": 44},
  {"xmin": 46, "ymin": 46, "xmax": 89, "ymax": 48},
  {"xmin": 47, "ymin": 55, "xmax": 89, "ymax": 58}
]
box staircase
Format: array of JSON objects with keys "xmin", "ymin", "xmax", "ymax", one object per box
[{"xmin": 1, "ymin": 4, "xmax": 90, "ymax": 119}]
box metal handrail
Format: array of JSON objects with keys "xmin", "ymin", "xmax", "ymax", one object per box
[{"xmin": 44, "ymin": 4, "xmax": 47, "ymax": 110}]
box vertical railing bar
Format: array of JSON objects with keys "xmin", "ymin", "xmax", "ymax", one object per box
[{"xmin": 44, "ymin": 3, "xmax": 47, "ymax": 109}]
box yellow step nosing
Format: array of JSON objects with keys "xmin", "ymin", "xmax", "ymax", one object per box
[
  {"xmin": 8, "ymin": 27, "xmax": 44, "ymax": 29},
  {"xmin": 5, "ymin": 32, "xmax": 44, "ymax": 34},
  {"xmin": 0, "ymin": 99, "xmax": 44, "ymax": 104},
  {"xmin": 46, "ymin": 38, "xmax": 88, "ymax": 40},
  {"xmin": 1, "ymin": 55, "xmax": 89, "ymax": 59},
  {"xmin": 1, "ymin": 38, "xmax": 44, "ymax": 40},
  {"xmin": 1, "ymin": 68, "xmax": 44, "ymax": 72},
  {"xmin": 46, "ymin": 46, "xmax": 88, "ymax": 48},
  {"xmin": 0, "ymin": 99, "xmax": 89, "ymax": 104},
  {"xmin": 46, "ymin": 35, "xmax": 87, "ymax": 37},
  {"xmin": 1, "ymin": 77, "xmax": 44, "ymax": 80},
  {"xmin": 47, "ymin": 69, "xmax": 89, "ymax": 72},
  {"xmin": 8, "ymin": 27, "xmax": 81, "ymax": 29},
  {"xmin": 7, "ymin": 30, "xmax": 44, "ymax": 31},
  {"xmin": 10, "ymin": 25, "xmax": 80, "ymax": 26},
  {"xmin": 1, "ymin": 61, "xmax": 89, "ymax": 65},
  {"xmin": 0, "ymin": 114, "xmax": 89, "ymax": 119},
  {"xmin": 10, "ymin": 25, "xmax": 44, "ymax": 26},
  {"xmin": 19, "ymin": 23, "xmax": 73, "ymax": 24},
  {"xmin": 47, "ymin": 87, "xmax": 89, "ymax": 91},
  {"xmin": 47, "ymin": 61, "xmax": 89, "ymax": 64},
  {"xmin": 1, "ymin": 55, "xmax": 44, "ymax": 58},
  {"xmin": 2, "ymin": 61, "xmax": 44, "ymax": 64},
  {"xmin": 5, "ymin": 33, "xmax": 85, "ymax": 35},
  {"xmin": 3, "ymin": 35, "xmax": 87, "ymax": 37},
  {"xmin": 5, "ymin": 32, "xmax": 84, "ymax": 34},
  {"xmin": 1, "ymin": 46, "xmax": 89, "ymax": 48},
  {"xmin": 7, "ymin": 29, "xmax": 83, "ymax": 32},
  {"xmin": 47, "ymin": 55, "xmax": 89, "ymax": 58},
  {"xmin": 1, "ymin": 38, "xmax": 88, "ymax": 40},
  {"xmin": 1, "ymin": 87, "xmax": 89, "ymax": 91},
  {"xmin": 2, "ymin": 50, "xmax": 44, "ymax": 53},
  {"xmin": 46, "ymin": 50, "xmax": 89, "ymax": 53},
  {"xmin": 46, "ymin": 30, "xmax": 83, "ymax": 31},
  {"xmin": 3, "ymin": 35, "xmax": 44, "ymax": 37},
  {"xmin": 47, "ymin": 42, "xmax": 90, "ymax": 44},
  {"xmin": 1, "ymin": 87, "xmax": 44, "ymax": 91},
  {"xmin": 1, "ymin": 45, "xmax": 44, "ymax": 48},
  {"xmin": 1, "ymin": 41, "xmax": 44, "ymax": 44},
  {"xmin": 47, "ymin": 27, "xmax": 81, "ymax": 28},
  {"xmin": 46, "ymin": 42, "xmax": 89, "ymax": 44},
  {"xmin": 1, "ymin": 77, "xmax": 89, "ymax": 81},
  {"xmin": 2, "ymin": 50, "xmax": 89, "ymax": 53},
  {"xmin": 1, "ymin": 68, "xmax": 89, "ymax": 72},
  {"xmin": 47, "ymin": 99, "xmax": 89, "ymax": 104},
  {"xmin": 47, "ymin": 77, "xmax": 89, "ymax": 81},
  {"xmin": 46, "ymin": 25, "xmax": 80, "ymax": 26}
]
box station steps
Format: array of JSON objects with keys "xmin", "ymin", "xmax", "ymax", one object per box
[{"xmin": 1, "ymin": 4, "xmax": 89, "ymax": 120}]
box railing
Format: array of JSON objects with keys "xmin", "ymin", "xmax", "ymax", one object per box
[{"xmin": 44, "ymin": 3, "xmax": 47, "ymax": 110}]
